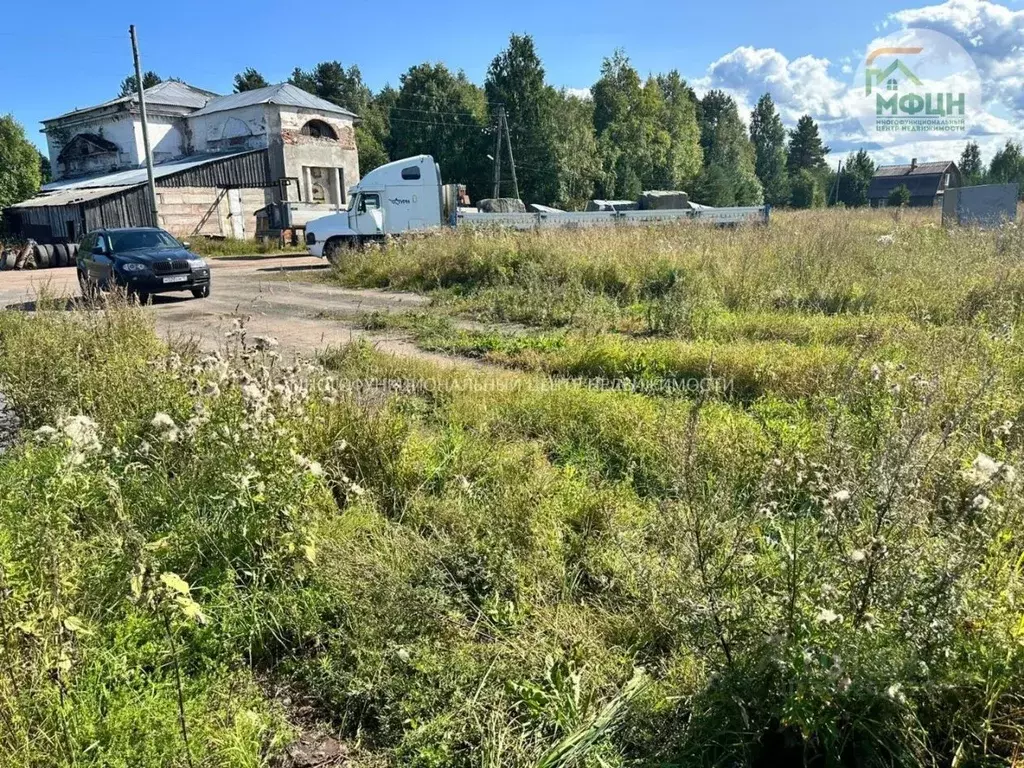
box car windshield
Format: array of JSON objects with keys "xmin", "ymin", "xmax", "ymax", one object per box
[{"xmin": 108, "ymin": 230, "xmax": 180, "ymax": 252}]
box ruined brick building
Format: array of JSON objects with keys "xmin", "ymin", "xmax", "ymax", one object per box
[{"xmin": 4, "ymin": 81, "xmax": 360, "ymax": 242}]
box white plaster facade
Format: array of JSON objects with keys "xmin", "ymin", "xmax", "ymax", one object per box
[{"xmin": 36, "ymin": 81, "xmax": 360, "ymax": 239}]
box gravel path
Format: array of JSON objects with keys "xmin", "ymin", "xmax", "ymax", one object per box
[{"xmin": 0, "ymin": 390, "xmax": 20, "ymax": 455}]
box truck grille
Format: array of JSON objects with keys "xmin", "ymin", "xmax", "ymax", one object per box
[{"xmin": 152, "ymin": 259, "xmax": 190, "ymax": 275}]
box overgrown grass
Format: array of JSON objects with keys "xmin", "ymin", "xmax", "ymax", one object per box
[
  {"xmin": 3, "ymin": 209, "xmax": 1024, "ymax": 766},
  {"xmin": 186, "ymin": 237, "xmax": 306, "ymax": 259}
]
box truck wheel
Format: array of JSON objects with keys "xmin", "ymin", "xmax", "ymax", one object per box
[{"xmin": 324, "ymin": 238, "xmax": 345, "ymax": 265}]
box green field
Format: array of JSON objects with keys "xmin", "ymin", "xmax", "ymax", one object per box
[{"xmin": 2, "ymin": 209, "xmax": 1023, "ymax": 766}]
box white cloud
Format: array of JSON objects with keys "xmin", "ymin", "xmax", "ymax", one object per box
[
  {"xmin": 563, "ymin": 87, "xmax": 592, "ymax": 100},
  {"xmin": 889, "ymin": 0, "xmax": 1024, "ymax": 115},
  {"xmin": 693, "ymin": 0, "xmax": 1024, "ymax": 166}
]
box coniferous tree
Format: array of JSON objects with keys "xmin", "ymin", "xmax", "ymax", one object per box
[{"xmin": 233, "ymin": 68, "xmax": 269, "ymax": 93}]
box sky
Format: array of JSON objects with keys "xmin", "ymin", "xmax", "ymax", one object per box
[{"xmin": 2, "ymin": 0, "xmax": 1021, "ymax": 168}]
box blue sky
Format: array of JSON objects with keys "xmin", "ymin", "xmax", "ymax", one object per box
[{"xmin": 3, "ymin": 0, "xmax": 1021, "ymax": 165}]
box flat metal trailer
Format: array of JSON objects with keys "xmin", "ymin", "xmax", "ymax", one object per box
[{"xmin": 454, "ymin": 205, "xmax": 770, "ymax": 230}]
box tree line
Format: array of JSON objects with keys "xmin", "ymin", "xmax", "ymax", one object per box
[
  {"xmin": 3, "ymin": 35, "xmax": 1024, "ymax": 219},
  {"xmin": 228, "ymin": 37, "xmax": 1024, "ymax": 207}
]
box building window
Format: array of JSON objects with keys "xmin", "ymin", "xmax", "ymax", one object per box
[
  {"xmin": 887, "ymin": 78, "xmax": 898, "ymax": 91},
  {"xmin": 401, "ymin": 166, "xmax": 421, "ymax": 180},
  {"xmin": 301, "ymin": 120, "xmax": 338, "ymax": 140},
  {"xmin": 945, "ymin": 173, "xmax": 951, "ymax": 187}
]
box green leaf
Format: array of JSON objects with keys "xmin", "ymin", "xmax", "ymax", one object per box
[
  {"xmin": 175, "ymin": 596, "xmax": 208, "ymax": 625},
  {"xmin": 63, "ymin": 615, "xmax": 93, "ymax": 635},
  {"xmin": 159, "ymin": 572, "xmax": 191, "ymax": 595}
]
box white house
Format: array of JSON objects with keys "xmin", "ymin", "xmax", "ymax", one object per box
[{"xmin": 6, "ymin": 81, "xmax": 360, "ymax": 242}]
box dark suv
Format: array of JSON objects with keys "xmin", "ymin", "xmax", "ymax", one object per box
[{"xmin": 77, "ymin": 227, "xmax": 211, "ymax": 302}]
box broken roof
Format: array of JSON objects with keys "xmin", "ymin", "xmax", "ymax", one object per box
[
  {"xmin": 190, "ymin": 83, "xmax": 358, "ymax": 119},
  {"xmin": 44, "ymin": 81, "xmax": 218, "ymax": 123},
  {"xmin": 40, "ymin": 149, "xmax": 261, "ymax": 192}
]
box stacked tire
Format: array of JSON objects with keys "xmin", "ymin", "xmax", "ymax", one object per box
[{"xmin": 0, "ymin": 243, "xmax": 79, "ymax": 271}]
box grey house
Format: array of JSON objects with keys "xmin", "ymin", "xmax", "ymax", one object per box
[{"xmin": 868, "ymin": 159, "xmax": 961, "ymax": 207}]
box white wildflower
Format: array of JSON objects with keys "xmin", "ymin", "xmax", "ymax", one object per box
[
  {"xmin": 349, "ymin": 482, "xmax": 365, "ymax": 496},
  {"xmin": 886, "ymin": 682, "xmax": 905, "ymax": 702},
  {"xmin": 816, "ymin": 608, "xmax": 841, "ymax": 624},
  {"xmin": 877, "ymin": 234, "xmax": 895, "ymax": 246},
  {"xmin": 33, "ymin": 425, "xmax": 58, "ymax": 443},
  {"xmin": 837, "ymin": 675, "xmax": 852, "ymax": 693},
  {"xmin": 252, "ymin": 335, "xmax": 279, "ymax": 351},
  {"xmin": 291, "ymin": 452, "xmax": 324, "ymax": 478},
  {"xmin": 850, "ymin": 549, "xmax": 867, "ymax": 563},
  {"xmin": 202, "ymin": 382, "xmax": 220, "ymax": 397},
  {"xmin": 58, "ymin": 415, "xmax": 101, "ymax": 455},
  {"xmin": 151, "ymin": 412, "xmax": 176, "ymax": 431},
  {"xmin": 832, "ymin": 489, "xmax": 851, "ymax": 504},
  {"xmin": 971, "ymin": 494, "xmax": 991, "ymax": 511},
  {"xmin": 963, "ymin": 453, "xmax": 1015, "ymax": 486}
]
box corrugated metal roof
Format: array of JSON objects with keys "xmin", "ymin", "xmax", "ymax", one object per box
[
  {"xmin": 191, "ymin": 83, "xmax": 358, "ymax": 119},
  {"xmin": 868, "ymin": 175, "xmax": 945, "ymax": 199},
  {"xmin": 874, "ymin": 161, "xmax": 955, "ymax": 177},
  {"xmin": 8, "ymin": 186, "xmax": 127, "ymax": 209},
  {"xmin": 40, "ymin": 149, "xmax": 262, "ymax": 192},
  {"xmin": 45, "ymin": 81, "xmax": 218, "ymax": 122}
]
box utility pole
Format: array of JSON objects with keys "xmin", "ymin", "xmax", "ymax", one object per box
[
  {"xmin": 500, "ymin": 106, "xmax": 519, "ymax": 201},
  {"xmin": 491, "ymin": 108, "xmax": 503, "ymax": 199},
  {"xmin": 831, "ymin": 160, "xmax": 843, "ymax": 206},
  {"xmin": 130, "ymin": 25, "xmax": 159, "ymax": 227}
]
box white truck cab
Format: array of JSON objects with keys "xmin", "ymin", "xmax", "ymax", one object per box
[{"xmin": 305, "ymin": 155, "xmax": 445, "ymax": 260}]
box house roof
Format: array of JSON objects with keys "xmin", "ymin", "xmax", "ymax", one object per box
[
  {"xmin": 7, "ymin": 186, "xmax": 128, "ymax": 209},
  {"xmin": 873, "ymin": 161, "xmax": 956, "ymax": 177},
  {"xmin": 40, "ymin": 149, "xmax": 261, "ymax": 192},
  {"xmin": 190, "ymin": 83, "xmax": 358, "ymax": 119},
  {"xmin": 867, "ymin": 160, "xmax": 958, "ymax": 199},
  {"xmin": 44, "ymin": 81, "xmax": 218, "ymax": 123}
]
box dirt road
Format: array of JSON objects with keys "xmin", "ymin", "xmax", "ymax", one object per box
[{"xmin": 0, "ymin": 255, "xmax": 434, "ymax": 359}]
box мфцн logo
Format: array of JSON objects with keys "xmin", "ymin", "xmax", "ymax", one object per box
[{"xmin": 851, "ymin": 29, "xmax": 980, "ymax": 138}]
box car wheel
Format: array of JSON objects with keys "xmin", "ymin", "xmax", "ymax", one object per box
[{"xmin": 191, "ymin": 285, "xmax": 210, "ymax": 299}]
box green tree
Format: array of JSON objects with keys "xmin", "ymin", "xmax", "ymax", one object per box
[
  {"xmin": 749, "ymin": 94, "xmax": 790, "ymax": 207},
  {"xmin": 485, "ymin": 34, "xmax": 558, "ymax": 203},
  {"xmin": 389, "ymin": 63, "xmax": 489, "ymax": 201},
  {"xmin": 591, "ymin": 50, "xmax": 647, "ymax": 199},
  {"xmin": 549, "ymin": 90, "xmax": 601, "ymax": 209},
  {"xmin": 694, "ymin": 91, "xmax": 763, "ymax": 206},
  {"xmin": 789, "ymin": 169, "xmax": 823, "ymax": 208},
  {"xmin": 357, "ymin": 85, "xmax": 396, "ymax": 174},
  {"xmin": 119, "ymin": 71, "xmax": 162, "ymax": 98},
  {"xmin": 888, "ymin": 183, "xmax": 911, "ymax": 207},
  {"xmin": 0, "ymin": 115, "xmax": 42, "ymax": 209},
  {"xmin": 988, "ymin": 141, "xmax": 1024, "ymax": 198},
  {"xmin": 233, "ymin": 68, "xmax": 269, "ymax": 93},
  {"xmin": 38, "ymin": 151, "xmax": 52, "ymax": 185},
  {"xmin": 786, "ymin": 114, "xmax": 830, "ymax": 176},
  {"xmin": 289, "ymin": 61, "xmax": 370, "ymax": 113},
  {"xmin": 837, "ymin": 149, "xmax": 875, "ymax": 207},
  {"xmin": 652, "ymin": 71, "xmax": 703, "ymax": 190},
  {"xmin": 959, "ymin": 141, "xmax": 984, "ymax": 186}
]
